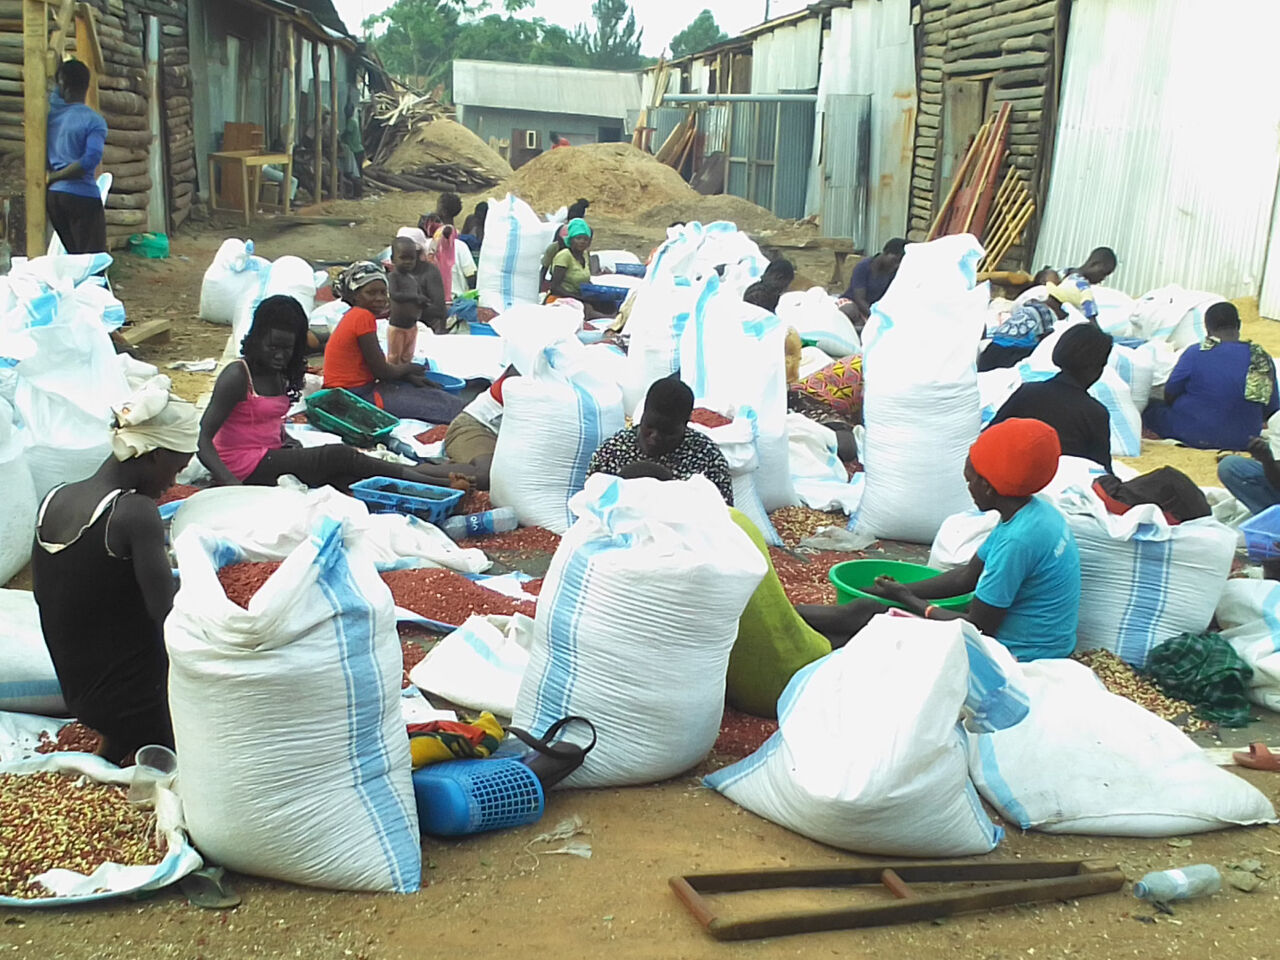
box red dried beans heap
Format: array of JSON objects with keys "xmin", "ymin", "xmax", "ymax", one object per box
[
  {"xmin": 33, "ymin": 722, "xmax": 103, "ymax": 755},
  {"xmin": 217, "ymin": 561, "xmax": 283, "ymax": 609},
  {"xmin": 690, "ymin": 408, "xmax": 732, "ymax": 429},
  {"xmin": 768, "ymin": 547, "xmax": 842, "ymax": 606},
  {"xmin": 415, "ymin": 424, "xmax": 449, "ymax": 445},
  {"xmin": 381, "ymin": 568, "xmax": 535, "ymax": 625}
]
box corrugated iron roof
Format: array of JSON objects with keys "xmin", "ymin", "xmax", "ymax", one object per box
[{"xmin": 452, "ymin": 60, "xmax": 642, "ymax": 119}]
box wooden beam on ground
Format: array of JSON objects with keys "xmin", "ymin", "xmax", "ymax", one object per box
[
  {"xmin": 119, "ymin": 317, "xmax": 171, "ymax": 346},
  {"xmin": 24, "ymin": 0, "xmax": 47, "ymax": 255}
]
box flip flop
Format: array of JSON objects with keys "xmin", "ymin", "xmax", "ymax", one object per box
[
  {"xmin": 1233, "ymin": 743, "xmax": 1280, "ymax": 772},
  {"xmin": 179, "ymin": 866, "xmax": 241, "ymax": 909}
]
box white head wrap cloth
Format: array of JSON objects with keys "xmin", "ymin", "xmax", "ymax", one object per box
[
  {"xmin": 396, "ymin": 227, "xmax": 430, "ymax": 258},
  {"xmin": 110, "ymin": 375, "xmax": 200, "ymax": 461}
]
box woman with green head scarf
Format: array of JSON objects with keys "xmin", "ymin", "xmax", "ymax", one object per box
[{"xmin": 547, "ymin": 217, "xmax": 617, "ymax": 318}]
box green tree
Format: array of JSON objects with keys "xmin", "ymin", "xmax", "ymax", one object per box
[
  {"xmin": 575, "ymin": 0, "xmax": 645, "ymax": 70},
  {"xmin": 670, "ymin": 9, "xmax": 728, "ymax": 58}
]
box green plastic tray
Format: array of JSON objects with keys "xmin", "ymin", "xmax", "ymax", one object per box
[{"xmin": 306, "ymin": 388, "xmax": 399, "ymax": 446}]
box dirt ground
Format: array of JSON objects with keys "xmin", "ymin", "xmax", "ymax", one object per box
[{"xmin": 5, "ymin": 194, "xmax": 1280, "ymax": 960}]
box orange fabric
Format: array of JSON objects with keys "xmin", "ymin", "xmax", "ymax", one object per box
[
  {"xmin": 323, "ymin": 307, "xmax": 378, "ymax": 390},
  {"xmin": 969, "ymin": 418, "xmax": 1061, "ymax": 497}
]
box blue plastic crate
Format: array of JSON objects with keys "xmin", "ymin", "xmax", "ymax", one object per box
[
  {"xmin": 1241, "ymin": 504, "xmax": 1280, "ymax": 562},
  {"xmin": 469, "ymin": 322, "xmax": 498, "ymax": 336},
  {"xmin": 613, "ymin": 262, "xmax": 646, "ymax": 277},
  {"xmin": 349, "ymin": 477, "xmax": 464, "ymax": 525},
  {"xmin": 412, "ymin": 758, "xmax": 544, "ymax": 836}
]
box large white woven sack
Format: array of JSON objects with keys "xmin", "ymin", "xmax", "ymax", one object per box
[
  {"xmin": 476, "ymin": 193, "xmax": 562, "ymax": 311},
  {"xmin": 1048, "ymin": 488, "xmax": 1235, "ymax": 668},
  {"xmin": 0, "ymin": 398, "xmax": 36, "ymax": 586},
  {"xmin": 513, "ymin": 474, "xmax": 765, "ymax": 787},
  {"xmin": 0, "ymin": 590, "xmax": 64, "ymax": 716},
  {"xmin": 167, "ymin": 521, "xmax": 420, "ymax": 893},
  {"xmin": 1129, "ymin": 284, "xmax": 1225, "ymax": 348},
  {"xmin": 969, "ymin": 658, "xmax": 1276, "ymax": 835},
  {"xmin": 853, "ymin": 235, "xmax": 986, "ymax": 542},
  {"xmin": 623, "ymin": 273, "xmax": 712, "ymax": 415},
  {"xmin": 1216, "ymin": 579, "xmax": 1280, "ymax": 713},
  {"xmin": 489, "ymin": 339, "xmax": 625, "ymax": 534},
  {"xmin": 706, "ymin": 615, "xmax": 1025, "ymax": 856},
  {"xmin": 199, "ymin": 238, "xmax": 269, "ymax": 325},
  {"xmin": 776, "ymin": 287, "xmax": 860, "ymax": 358},
  {"xmin": 680, "ymin": 276, "xmax": 796, "ymax": 510}
]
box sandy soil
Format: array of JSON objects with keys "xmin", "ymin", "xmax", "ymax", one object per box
[{"xmin": 6, "ymin": 199, "xmax": 1280, "ymax": 959}]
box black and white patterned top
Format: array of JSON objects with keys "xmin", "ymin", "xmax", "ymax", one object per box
[{"xmin": 587, "ymin": 426, "xmax": 734, "ymax": 505}]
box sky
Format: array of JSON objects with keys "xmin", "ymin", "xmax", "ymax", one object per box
[{"xmin": 330, "ymin": 0, "xmax": 810, "ymax": 55}]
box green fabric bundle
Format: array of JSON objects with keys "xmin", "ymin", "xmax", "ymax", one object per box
[
  {"xmin": 1145, "ymin": 632, "xmax": 1254, "ymax": 727},
  {"xmin": 726, "ymin": 509, "xmax": 832, "ymax": 718}
]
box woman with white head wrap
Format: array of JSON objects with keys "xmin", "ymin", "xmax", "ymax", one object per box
[{"xmin": 31, "ymin": 376, "xmax": 198, "ymax": 764}]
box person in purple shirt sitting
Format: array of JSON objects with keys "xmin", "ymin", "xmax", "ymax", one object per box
[
  {"xmin": 46, "ymin": 59, "xmax": 107, "ymax": 254},
  {"xmin": 837, "ymin": 237, "xmax": 906, "ymax": 330},
  {"xmin": 1144, "ymin": 302, "xmax": 1279, "ymax": 451}
]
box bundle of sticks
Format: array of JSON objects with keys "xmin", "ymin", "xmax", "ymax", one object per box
[
  {"xmin": 927, "ymin": 103, "xmax": 1024, "ymax": 246},
  {"xmin": 655, "ymin": 108, "xmax": 697, "ymax": 174},
  {"xmin": 363, "ymin": 162, "xmax": 500, "ymax": 195},
  {"xmin": 976, "ymin": 169, "xmax": 1034, "ymax": 274},
  {"xmin": 364, "ymin": 89, "xmax": 451, "ymax": 168}
]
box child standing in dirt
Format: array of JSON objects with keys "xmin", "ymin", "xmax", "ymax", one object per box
[{"xmin": 387, "ymin": 236, "xmax": 446, "ymax": 360}]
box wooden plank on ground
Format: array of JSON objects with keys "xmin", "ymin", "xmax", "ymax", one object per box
[{"xmin": 120, "ymin": 317, "xmax": 171, "ymax": 346}]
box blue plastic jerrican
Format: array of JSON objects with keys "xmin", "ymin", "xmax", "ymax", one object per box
[{"xmin": 412, "ymin": 759, "xmax": 545, "ymax": 836}]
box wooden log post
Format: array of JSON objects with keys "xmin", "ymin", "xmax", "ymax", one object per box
[
  {"xmin": 327, "ymin": 41, "xmax": 337, "ymax": 200},
  {"xmin": 23, "ymin": 0, "xmax": 46, "ymax": 254},
  {"xmin": 310, "ymin": 37, "xmax": 319, "ymax": 203}
]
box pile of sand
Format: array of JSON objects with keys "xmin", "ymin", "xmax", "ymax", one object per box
[
  {"xmin": 646, "ymin": 194, "xmax": 813, "ymax": 237},
  {"xmin": 499, "ymin": 143, "xmax": 698, "ymax": 216},
  {"xmin": 386, "ymin": 118, "xmax": 513, "ymax": 181}
]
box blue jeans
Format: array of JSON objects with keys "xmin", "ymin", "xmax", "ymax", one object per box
[{"xmin": 1218, "ymin": 455, "xmax": 1280, "ymax": 515}]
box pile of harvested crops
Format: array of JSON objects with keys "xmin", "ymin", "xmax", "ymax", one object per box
[
  {"xmin": 499, "ymin": 143, "xmax": 698, "ymax": 216},
  {"xmin": 1072, "ymin": 649, "xmax": 1210, "ymax": 733}
]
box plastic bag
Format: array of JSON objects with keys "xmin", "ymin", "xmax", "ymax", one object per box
[
  {"xmin": 199, "ymin": 238, "xmax": 270, "ymax": 326},
  {"xmin": 409, "ymin": 614, "xmax": 533, "ymax": 717}
]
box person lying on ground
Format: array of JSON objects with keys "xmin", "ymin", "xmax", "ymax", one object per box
[
  {"xmin": 989, "ymin": 322, "xmax": 1114, "ymax": 472},
  {"xmin": 322, "ymin": 261, "xmax": 466, "ymax": 426},
  {"xmin": 200, "ymin": 295, "xmax": 471, "ymax": 490},
  {"xmin": 588, "ymin": 377, "xmax": 734, "ymax": 504},
  {"xmin": 743, "ymin": 258, "xmax": 796, "ymax": 312},
  {"xmin": 547, "ymin": 218, "xmax": 616, "ymax": 319},
  {"xmin": 388, "ymin": 235, "xmax": 446, "ymax": 355},
  {"xmin": 440, "ymin": 366, "xmax": 517, "ymax": 491},
  {"xmin": 32, "ymin": 378, "xmax": 197, "ymax": 764},
  {"xmin": 797, "ymin": 418, "xmax": 1081, "ymax": 661},
  {"xmin": 1143, "ymin": 302, "xmax": 1279, "ymax": 451},
  {"xmin": 978, "ymin": 280, "xmax": 1093, "ymax": 371},
  {"xmin": 837, "ymin": 237, "xmax": 906, "ymax": 328}
]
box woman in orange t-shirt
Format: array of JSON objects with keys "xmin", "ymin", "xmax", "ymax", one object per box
[{"xmin": 323, "ymin": 261, "xmax": 464, "ymax": 425}]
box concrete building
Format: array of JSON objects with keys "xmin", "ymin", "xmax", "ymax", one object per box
[{"xmin": 452, "ymin": 60, "xmax": 642, "ymax": 158}]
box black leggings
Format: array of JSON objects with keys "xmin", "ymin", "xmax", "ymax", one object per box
[
  {"xmin": 246, "ymin": 444, "xmax": 474, "ymax": 491},
  {"xmin": 93, "ymin": 702, "xmax": 175, "ymax": 766}
]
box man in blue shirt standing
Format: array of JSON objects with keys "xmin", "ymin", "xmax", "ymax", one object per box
[{"xmin": 46, "ymin": 59, "xmax": 107, "ymax": 254}]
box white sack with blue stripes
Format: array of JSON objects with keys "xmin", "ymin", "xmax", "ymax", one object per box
[
  {"xmin": 489, "ymin": 338, "xmax": 625, "ymax": 535},
  {"xmin": 969, "ymin": 658, "xmax": 1275, "ymax": 836},
  {"xmin": 1216, "ymin": 578, "xmax": 1280, "ymax": 713},
  {"xmin": 166, "ymin": 520, "xmax": 420, "ymax": 893},
  {"xmin": 706, "ymin": 616, "xmax": 1027, "ymax": 857},
  {"xmin": 476, "ymin": 193, "xmax": 562, "ymax": 312},
  {"xmin": 0, "ymin": 589, "xmax": 65, "ymax": 715},
  {"xmin": 512, "ymin": 473, "xmax": 766, "ymax": 788}
]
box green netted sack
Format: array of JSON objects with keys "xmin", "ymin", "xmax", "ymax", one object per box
[{"xmin": 726, "ymin": 508, "xmax": 832, "ymax": 718}]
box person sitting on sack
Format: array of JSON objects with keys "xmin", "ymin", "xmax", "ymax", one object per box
[
  {"xmin": 201, "ymin": 295, "xmax": 470, "ymax": 489},
  {"xmin": 322, "ymin": 261, "xmax": 465, "ymax": 425},
  {"xmin": 989, "ymin": 323, "xmax": 1114, "ymax": 472},
  {"xmin": 588, "ymin": 377, "xmax": 734, "ymax": 505},
  {"xmin": 978, "ymin": 281, "xmax": 1095, "ymax": 372},
  {"xmin": 32, "ymin": 378, "xmax": 199, "ymax": 764},
  {"xmin": 837, "ymin": 238, "xmax": 906, "ymax": 328},
  {"xmin": 797, "ymin": 418, "xmax": 1081, "ymax": 662},
  {"xmin": 1143, "ymin": 302, "xmax": 1279, "ymax": 451}
]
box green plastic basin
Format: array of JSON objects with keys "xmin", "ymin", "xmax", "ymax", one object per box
[{"xmin": 828, "ymin": 559, "xmax": 972, "ymax": 611}]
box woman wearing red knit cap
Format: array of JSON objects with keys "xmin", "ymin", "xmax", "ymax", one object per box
[{"xmin": 800, "ymin": 418, "xmax": 1081, "ymax": 661}]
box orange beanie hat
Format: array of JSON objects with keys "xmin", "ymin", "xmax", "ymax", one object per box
[{"xmin": 969, "ymin": 418, "xmax": 1061, "ymax": 497}]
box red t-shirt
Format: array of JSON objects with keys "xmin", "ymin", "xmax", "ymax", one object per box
[{"xmin": 323, "ymin": 307, "xmax": 377, "ymax": 390}]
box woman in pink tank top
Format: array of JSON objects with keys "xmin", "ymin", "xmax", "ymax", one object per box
[{"xmin": 198, "ymin": 296, "xmax": 471, "ymax": 491}]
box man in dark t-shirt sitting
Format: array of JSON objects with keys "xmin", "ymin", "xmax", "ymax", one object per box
[
  {"xmin": 837, "ymin": 237, "xmax": 906, "ymax": 329},
  {"xmin": 990, "ymin": 323, "xmax": 1114, "ymax": 472}
]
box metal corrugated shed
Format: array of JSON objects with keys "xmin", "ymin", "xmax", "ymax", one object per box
[
  {"xmin": 750, "ymin": 18, "xmax": 821, "ymax": 93},
  {"xmin": 452, "ymin": 60, "xmax": 642, "ymax": 120},
  {"xmin": 806, "ymin": 0, "xmax": 915, "ymax": 246},
  {"xmin": 1036, "ymin": 0, "xmax": 1280, "ymax": 300}
]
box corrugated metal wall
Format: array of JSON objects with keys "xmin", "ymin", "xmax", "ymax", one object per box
[
  {"xmin": 821, "ymin": 94, "xmax": 872, "ymax": 245},
  {"xmin": 750, "ymin": 18, "xmax": 822, "ymax": 93},
  {"xmin": 1036, "ymin": 0, "xmax": 1280, "ymax": 300},
  {"xmin": 1263, "ymin": 185, "xmax": 1280, "ymax": 319},
  {"xmin": 807, "ymin": 0, "xmax": 916, "ymax": 247}
]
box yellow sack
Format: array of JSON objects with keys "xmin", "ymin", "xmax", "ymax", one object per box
[{"xmin": 726, "ymin": 509, "xmax": 832, "ymax": 718}]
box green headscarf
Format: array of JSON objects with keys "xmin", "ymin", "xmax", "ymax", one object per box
[{"xmin": 566, "ymin": 218, "xmax": 592, "ymax": 240}]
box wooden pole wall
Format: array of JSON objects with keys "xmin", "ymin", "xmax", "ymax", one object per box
[
  {"xmin": 327, "ymin": 41, "xmax": 336, "ymax": 200},
  {"xmin": 23, "ymin": 0, "xmax": 46, "ymax": 253},
  {"xmin": 310, "ymin": 36, "xmax": 319, "ymax": 202}
]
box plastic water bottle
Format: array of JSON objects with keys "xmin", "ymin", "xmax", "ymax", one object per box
[
  {"xmin": 441, "ymin": 507, "xmax": 518, "ymax": 540},
  {"xmin": 1133, "ymin": 865, "xmax": 1221, "ymax": 902}
]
